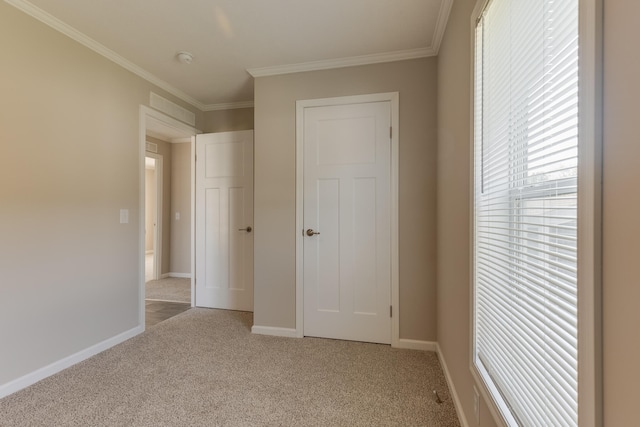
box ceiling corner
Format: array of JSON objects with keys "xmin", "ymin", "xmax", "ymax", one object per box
[{"xmin": 430, "ymin": 0, "xmax": 455, "ymax": 55}]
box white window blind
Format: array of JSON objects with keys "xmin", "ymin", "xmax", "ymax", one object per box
[{"xmin": 473, "ymin": 0, "xmax": 579, "ymax": 426}]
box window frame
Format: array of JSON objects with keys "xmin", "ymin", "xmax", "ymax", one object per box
[{"xmin": 468, "ymin": 0, "xmax": 603, "ymax": 426}]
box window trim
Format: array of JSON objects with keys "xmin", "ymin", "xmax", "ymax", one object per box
[{"xmin": 468, "ymin": 0, "xmax": 603, "ymax": 426}]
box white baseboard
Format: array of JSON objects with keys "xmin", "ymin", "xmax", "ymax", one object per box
[
  {"xmin": 436, "ymin": 343, "xmax": 470, "ymax": 427},
  {"xmin": 159, "ymin": 272, "xmax": 191, "ymax": 279},
  {"xmin": 251, "ymin": 325, "xmax": 299, "ymax": 338},
  {"xmin": 169, "ymin": 272, "xmax": 191, "ymax": 278},
  {"xmin": 0, "ymin": 325, "xmax": 143, "ymax": 399},
  {"xmin": 396, "ymin": 338, "xmax": 438, "ymax": 352}
]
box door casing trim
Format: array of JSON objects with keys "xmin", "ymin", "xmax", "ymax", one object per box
[{"xmin": 294, "ymin": 92, "xmax": 400, "ymax": 347}]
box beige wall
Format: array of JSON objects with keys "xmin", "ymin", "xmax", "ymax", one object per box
[
  {"xmin": 146, "ymin": 137, "xmax": 172, "ymax": 275},
  {"xmin": 436, "ymin": 0, "xmax": 497, "ymax": 424},
  {"xmin": 602, "ymin": 0, "xmax": 640, "ymax": 424},
  {"xmin": 170, "ymin": 142, "xmax": 192, "ymax": 274},
  {"xmin": 253, "ymin": 58, "xmax": 438, "ymax": 340},
  {"xmin": 203, "ymin": 108, "xmax": 254, "ymax": 133},
  {"xmin": 437, "ymin": 0, "xmax": 639, "ymax": 425},
  {"xmin": 0, "ymin": 2, "xmax": 201, "ymax": 386}
]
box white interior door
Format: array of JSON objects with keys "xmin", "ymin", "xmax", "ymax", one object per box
[
  {"xmin": 195, "ymin": 130, "xmax": 254, "ymax": 311},
  {"xmin": 303, "ymin": 101, "xmax": 392, "ymax": 344}
]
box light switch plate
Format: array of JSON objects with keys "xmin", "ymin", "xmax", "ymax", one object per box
[{"xmin": 120, "ymin": 209, "xmax": 129, "ymax": 224}]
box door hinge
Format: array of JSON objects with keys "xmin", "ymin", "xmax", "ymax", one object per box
[
  {"xmin": 389, "ymin": 126, "xmax": 392, "ymax": 139},
  {"xmin": 390, "ymin": 305, "xmax": 393, "ymax": 318}
]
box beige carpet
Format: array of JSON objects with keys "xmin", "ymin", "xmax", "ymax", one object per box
[
  {"xmin": 145, "ymin": 277, "xmax": 190, "ymax": 303},
  {"xmin": 0, "ymin": 309, "xmax": 460, "ymax": 426}
]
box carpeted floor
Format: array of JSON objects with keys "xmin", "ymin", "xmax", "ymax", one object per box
[
  {"xmin": 0, "ymin": 309, "xmax": 460, "ymax": 426},
  {"xmin": 145, "ymin": 277, "xmax": 190, "ymax": 303}
]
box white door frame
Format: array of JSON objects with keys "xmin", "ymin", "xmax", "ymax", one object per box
[
  {"xmin": 294, "ymin": 92, "xmax": 400, "ymax": 347},
  {"xmin": 138, "ymin": 105, "xmax": 199, "ymax": 329},
  {"xmin": 145, "ymin": 153, "xmax": 163, "ymax": 281}
]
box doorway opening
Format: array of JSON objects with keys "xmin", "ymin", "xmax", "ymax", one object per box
[
  {"xmin": 144, "ymin": 154, "xmax": 162, "ymax": 282},
  {"xmin": 139, "ymin": 106, "xmax": 199, "ymax": 329}
]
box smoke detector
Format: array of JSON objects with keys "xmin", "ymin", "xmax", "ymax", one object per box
[{"xmin": 176, "ymin": 51, "xmax": 194, "ymax": 65}]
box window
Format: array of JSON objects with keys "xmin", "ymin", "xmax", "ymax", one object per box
[{"xmin": 472, "ymin": 0, "xmax": 601, "ymax": 426}]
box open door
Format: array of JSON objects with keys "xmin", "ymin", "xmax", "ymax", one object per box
[{"xmin": 195, "ymin": 130, "xmax": 254, "ymax": 311}]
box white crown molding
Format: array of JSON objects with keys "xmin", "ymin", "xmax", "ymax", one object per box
[
  {"xmin": 246, "ymin": 0, "xmax": 455, "ymax": 79},
  {"xmin": 4, "ymin": 0, "xmax": 207, "ymax": 111},
  {"xmin": 431, "ymin": 0, "xmax": 454, "ymax": 55},
  {"xmin": 202, "ymin": 100, "xmax": 255, "ymax": 111},
  {"xmin": 247, "ymin": 47, "xmax": 436, "ymax": 78},
  {"xmin": 7, "ymin": 0, "xmax": 454, "ymax": 109}
]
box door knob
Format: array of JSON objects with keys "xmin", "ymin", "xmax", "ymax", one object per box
[
  {"xmin": 238, "ymin": 226, "xmax": 252, "ymax": 232},
  {"xmin": 306, "ymin": 228, "xmax": 320, "ymax": 237}
]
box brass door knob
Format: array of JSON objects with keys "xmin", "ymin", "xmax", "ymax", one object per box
[
  {"xmin": 238, "ymin": 226, "xmax": 252, "ymax": 232},
  {"xmin": 306, "ymin": 229, "xmax": 320, "ymax": 237}
]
